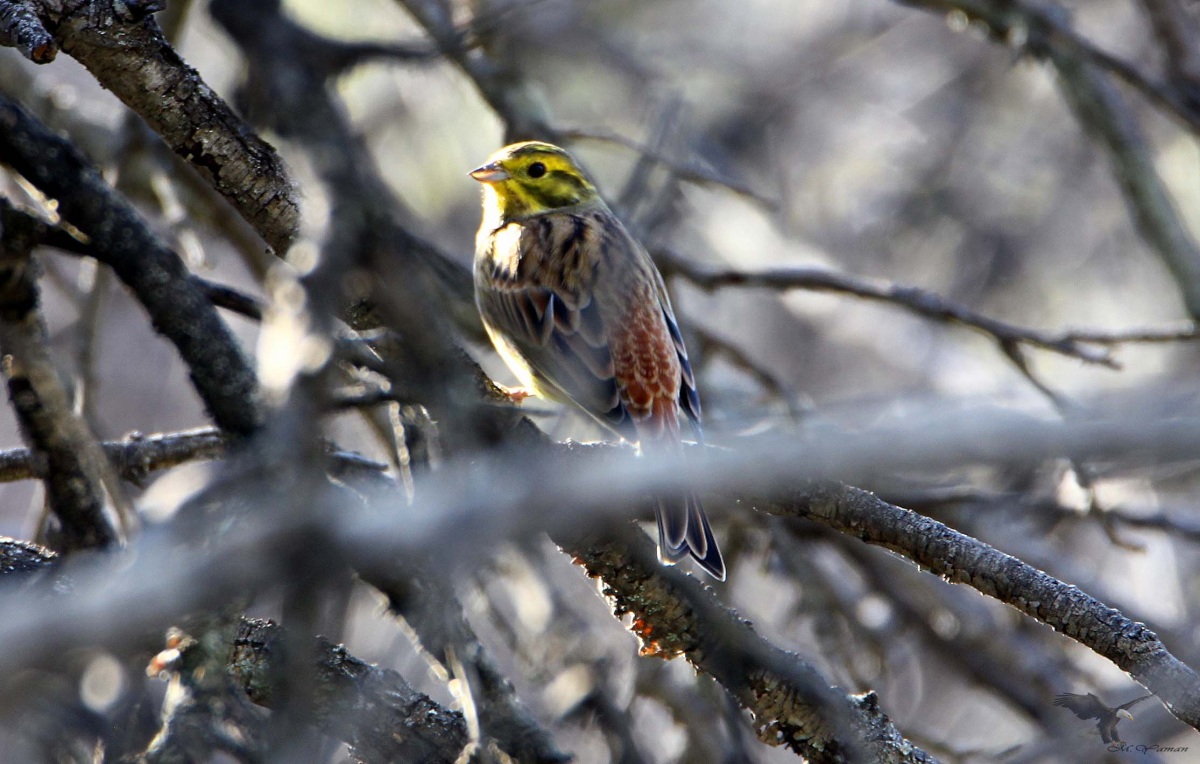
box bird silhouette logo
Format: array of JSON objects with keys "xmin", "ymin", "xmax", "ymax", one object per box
[{"xmin": 1053, "ymin": 692, "xmax": 1153, "ymax": 744}]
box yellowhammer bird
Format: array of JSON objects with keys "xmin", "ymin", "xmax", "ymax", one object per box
[{"xmin": 470, "ymin": 141, "xmax": 725, "ymax": 580}]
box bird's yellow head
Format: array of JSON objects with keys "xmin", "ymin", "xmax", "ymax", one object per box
[{"xmin": 470, "ymin": 142, "xmax": 601, "ymax": 223}]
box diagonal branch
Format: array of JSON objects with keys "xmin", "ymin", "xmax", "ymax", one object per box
[
  {"xmin": 0, "ymin": 93, "xmax": 263, "ymax": 437},
  {"xmin": 231, "ymin": 618, "xmax": 470, "ymax": 764},
  {"xmin": 655, "ymin": 247, "xmax": 1146, "ymax": 367},
  {"xmin": 2, "ymin": 0, "xmax": 300, "ymax": 254},
  {"xmin": 757, "ymin": 480, "xmax": 1200, "ymax": 733},
  {"xmin": 558, "ymin": 521, "xmax": 937, "ymax": 763},
  {"xmin": 895, "ymin": 0, "xmax": 1200, "ymax": 319},
  {"xmin": 0, "ymin": 198, "xmax": 117, "ymax": 551}
]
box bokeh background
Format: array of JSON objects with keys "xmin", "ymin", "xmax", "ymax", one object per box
[{"xmin": 2, "ymin": 0, "xmax": 1198, "ymax": 761}]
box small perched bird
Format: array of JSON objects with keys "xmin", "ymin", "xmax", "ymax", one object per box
[
  {"xmin": 1053, "ymin": 692, "xmax": 1153, "ymax": 744},
  {"xmin": 470, "ymin": 141, "xmax": 725, "ymax": 580}
]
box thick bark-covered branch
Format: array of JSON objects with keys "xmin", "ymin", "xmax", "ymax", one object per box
[
  {"xmin": 758, "ymin": 481, "xmax": 1200, "ymax": 733},
  {"xmin": 0, "ymin": 94, "xmax": 262, "ymax": 437},
  {"xmin": 558, "ymin": 522, "xmax": 936, "ymax": 764},
  {"xmin": 0, "ymin": 199, "xmax": 116, "ymax": 551},
  {"xmin": 1, "ymin": 0, "xmax": 300, "ymax": 254},
  {"xmin": 0, "ymin": 534, "xmax": 57, "ymax": 575},
  {"xmin": 0, "ymin": 0, "xmax": 55, "ymax": 61},
  {"xmin": 230, "ymin": 618, "xmax": 469, "ymax": 764}
]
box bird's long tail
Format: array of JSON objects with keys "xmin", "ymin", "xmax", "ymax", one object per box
[{"xmin": 655, "ymin": 493, "xmax": 725, "ymax": 580}]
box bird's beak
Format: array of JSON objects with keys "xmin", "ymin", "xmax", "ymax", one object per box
[{"xmin": 469, "ymin": 162, "xmax": 509, "ymax": 183}]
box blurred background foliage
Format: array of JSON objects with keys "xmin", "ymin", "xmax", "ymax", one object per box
[{"xmin": 1, "ymin": 0, "xmax": 1199, "ymax": 760}]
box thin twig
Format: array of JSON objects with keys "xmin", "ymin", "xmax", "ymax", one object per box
[
  {"xmin": 327, "ymin": 387, "xmax": 411, "ymax": 411},
  {"xmin": 895, "ymin": 0, "xmax": 1200, "ymax": 318},
  {"xmin": 896, "ymin": 0, "xmax": 1200, "ymax": 133},
  {"xmin": 690, "ymin": 324, "xmax": 810, "ymax": 418},
  {"xmin": 193, "ymin": 277, "xmax": 265, "ymax": 322},
  {"xmin": 656, "ymin": 248, "xmax": 1136, "ymax": 367},
  {"xmin": 1060, "ymin": 321, "xmax": 1200, "ymax": 344},
  {"xmin": 560, "ymin": 126, "xmax": 780, "ymax": 211}
]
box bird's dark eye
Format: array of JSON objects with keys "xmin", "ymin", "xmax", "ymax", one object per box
[{"xmin": 527, "ymin": 162, "xmax": 547, "ymax": 179}]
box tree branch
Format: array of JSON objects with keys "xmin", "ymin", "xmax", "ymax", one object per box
[
  {"xmin": 230, "ymin": 618, "xmax": 469, "ymax": 764},
  {"xmin": 655, "ymin": 247, "xmax": 1154, "ymax": 367},
  {"xmin": 559, "ymin": 521, "xmax": 937, "ymax": 763},
  {"xmin": 758, "ymin": 480, "xmax": 1200, "ymax": 733},
  {"xmin": 0, "ymin": 198, "xmax": 117, "ymax": 551},
  {"xmin": 0, "ymin": 93, "xmax": 263, "ymax": 437},
  {"xmin": 0, "ymin": 0, "xmax": 55, "ymax": 62},
  {"xmin": 2, "ymin": 0, "xmax": 300, "ymax": 254},
  {"xmin": 895, "ymin": 0, "xmax": 1200, "ymax": 319}
]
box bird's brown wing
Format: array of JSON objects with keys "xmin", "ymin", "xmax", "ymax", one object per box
[
  {"xmin": 1053, "ymin": 693, "xmax": 1107, "ymax": 720},
  {"xmin": 656, "ymin": 273, "xmax": 702, "ymax": 435},
  {"xmin": 599, "ymin": 225, "xmax": 721, "ymax": 578},
  {"xmin": 475, "ymin": 211, "xmax": 636, "ymax": 439}
]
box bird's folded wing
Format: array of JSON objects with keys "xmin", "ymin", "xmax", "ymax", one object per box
[
  {"xmin": 656, "ymin": 277, "xmax": 701, "ymax": 433},
  {"xmin": 479, "ymin": 280, "xmax": 636, "ymax": 439}
]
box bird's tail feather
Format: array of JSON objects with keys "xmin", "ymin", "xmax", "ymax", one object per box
[{"xmin": 655, "ymin": 493, "xmax": 725, "ymax": 581}]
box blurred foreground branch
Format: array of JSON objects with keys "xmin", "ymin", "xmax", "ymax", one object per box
[{"xmin": 4, "ymin": 410, "xmax": 1199, "ymax": 756}]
